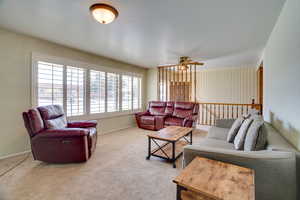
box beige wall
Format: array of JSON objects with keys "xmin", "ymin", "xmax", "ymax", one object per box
[
  {"xmin": 146, "ymin": 68, "xmax": 158, "ymax": 101},
  {"xmin": 0, "ymin": 28, "xmax": 147, "ymax": 158},
  {"xmin": 196, "ymin": 67, "xmax": 257, "ymax": 104},
  {"xmin": 264, "ymin": 0, "xmax": 300, "ymax": 150}
]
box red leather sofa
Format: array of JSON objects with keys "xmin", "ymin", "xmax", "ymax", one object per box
[
  {"xmin": 23, "ymin": 105, "xmax": 97, "ymax": 163},
  {"xmin": 135, "ymin": 101, "xmax": 199, "ymax": 131}
]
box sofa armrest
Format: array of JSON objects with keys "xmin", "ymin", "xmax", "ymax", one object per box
[
  {"xmin": 154, "ymin": 115, "xmax": 167, "ymax": 130},
  {"xmin": 183, "ymin": 114, "xmax": 198, "ymax": 127},
  {"xmin": 135, "ymin": 111, "xmax": 150, "ymax": 117},
  {"xmin": 183, "ymin": 145, "xmax": 297, "ymax": 200},
  {"xmin": 215, "ymin": 118, "xmax": 235, "ymax": 128},
  {"xmin": 34, "ymin": 128, "xmax": 89, "ymax": 140},
  {"xmin": 67, "ymin": 120, "xmax": 97, "ymax": 128}
]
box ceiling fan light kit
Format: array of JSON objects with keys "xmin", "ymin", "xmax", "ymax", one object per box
[{"xmin": 90, "ymin": 3, "xmax": 118, "ymax": 24}]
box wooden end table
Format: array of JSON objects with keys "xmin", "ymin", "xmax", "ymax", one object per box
[
  {"xmin": 146, "ymin": 126, "xmax": 193, "ymax": 168},
  {"xmin": 173, "ymin": 157, "xmax": 255, "ymax": 200}
]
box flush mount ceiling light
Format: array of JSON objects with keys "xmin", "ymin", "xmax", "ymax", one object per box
[{"xmin": 90, "ymin": 3, "xmax": 118, "ymax": 24}]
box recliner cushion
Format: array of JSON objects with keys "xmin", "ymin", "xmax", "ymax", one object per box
[
  {"xmin": 38, "ymin": 105, "xmax": 65, "ymax": 120},
  {"xmin": 45, "ymin": 116, "xmax": 67, "ymax": 129},
  {"xmin": 149, "ymin": 101, "xmax": 166, "ymax": 115},
  {"xmin": 140, "ymin": 116, "xmax": 155, "ymax": 125},
  {"xmin": 173, "ymin": 102, "xmax": 194, "ymax": 118},
  {"xmin": 164, "ymin": 117, "xmax": 183, "ymax": 126}
]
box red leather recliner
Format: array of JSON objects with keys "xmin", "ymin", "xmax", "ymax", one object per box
[
  {"xmin": 23, "ymin": 105, "xmax": 97, "ymax": 163},
  {"xmin": 135, "ymin": 101, "xmax": 199, "ymax": 131}
]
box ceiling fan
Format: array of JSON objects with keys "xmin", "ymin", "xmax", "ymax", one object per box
[{"xmin": 158, "ymin": 56, "xmax": 204, "ymax": 70}]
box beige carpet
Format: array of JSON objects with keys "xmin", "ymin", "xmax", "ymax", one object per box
[{"xmin": 0, "ymin": 127, "xmax": 206, "ymax": 200}]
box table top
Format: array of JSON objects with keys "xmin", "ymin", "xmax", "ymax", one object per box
[
  {"xmin": 147, "ymin": 126, "xmax": 193, "ymax": 142},
  {"xmin": 173, "ymin": 157, "xmax": 255, "ymax": 200}
]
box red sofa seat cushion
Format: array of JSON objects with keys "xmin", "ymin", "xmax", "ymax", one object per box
[
  {"xmin": 164, "ymin": 117, "xmax": 183, "ymax": 126},
  {"xmin": 140, "ymin": 116, "xmax": 155, "ymax": 125}
]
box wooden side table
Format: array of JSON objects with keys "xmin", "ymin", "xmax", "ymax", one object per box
[{"xmin": 173, "ymin": 157, "xmax": 255, "ymax": 200}]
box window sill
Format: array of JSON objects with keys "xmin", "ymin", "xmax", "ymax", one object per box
[{"xmin": 67, "ymin": 109, "xmax": 142, "ymax": 121}]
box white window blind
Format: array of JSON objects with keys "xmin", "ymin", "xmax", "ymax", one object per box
[
  {"xmin": 90, "ymin": 70, "xmax": 106, "ymax": 114},
  {"xmin": 33, "ymin": 54, "xmax": 143, "ymax": 117},
  {"xmin": 37, "ymin": 61, "xmax": 64, "ymax": 106},
  {"xmin": 66, "ymin": 66, "xmax": 85, "ymax": 116},
  {"xmin": 107, "ymin": 72, "xmax": 119, "ymax": 112},
  {"xmin": 132, "ymin": 77, "xmax": 141, "ymax": 110},
  {"xmin": 122, "ymin": 75, "xmax": 132, "ymax": 111}
]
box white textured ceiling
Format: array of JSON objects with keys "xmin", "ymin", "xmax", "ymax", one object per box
[{"xmin": 0, "ymin": 0, "xmax": 285, "ymax": 68}]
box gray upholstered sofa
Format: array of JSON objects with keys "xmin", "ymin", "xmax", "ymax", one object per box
[{"xmin": 183, "ymin": 119, "xmax": 298, "ymax": 200}]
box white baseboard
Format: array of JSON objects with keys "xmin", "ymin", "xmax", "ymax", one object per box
[
  {"xmin": 102, "ymin": 124, "xmax": 137, "ymax": 135},
  {"xmin": 0, "ymin": 150, "xmax": 31, "ymax": 161}
]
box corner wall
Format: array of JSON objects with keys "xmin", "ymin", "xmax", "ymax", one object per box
[
  {"xmin": 264, "ymin": 0, "xmax": 300, "ymax": 149},
  {"xmin": 0, "ymin": 28, "xmax": 147, "ymax": 158}
]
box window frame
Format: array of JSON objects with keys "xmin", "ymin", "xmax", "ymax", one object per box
[{"xmin": 32, "ymin": 52, "xmax": 143, "ymax": 120}]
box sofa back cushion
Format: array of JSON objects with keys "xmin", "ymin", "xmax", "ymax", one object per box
[
  {"xmin": 148, "ymin": 101, "xmax": 166, "ymax": 115},
  {"xmin": 38, "ymin": 105, "xmax": 67, "ymax": 129},
  {"xmin": 173, "ymin": 102, "xmax": 195, "ymax": 118}
]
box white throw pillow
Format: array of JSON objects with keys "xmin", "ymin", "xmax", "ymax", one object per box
[
  {"xmin": 234, "ymin": 118, "xmax": 254, "ymax": 150},
  {"xmin": 226, "ymin": 117, "xmax": 244, "ymax": 143}
]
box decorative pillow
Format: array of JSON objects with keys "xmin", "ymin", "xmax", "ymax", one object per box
[
  {"xmin": 45, "ymin": 116, "xmax": 67, "ymax": 129},
  {"xmin": 244, "ymin": 118, "xmax": 266, "ymax": 151},
  {"xmin": 233, "ymin": 118, "xmax": 253, "ymax": 150},
  {"xmin": 226, "ymin": 117, "xmax": 244, "ymax": 143}
]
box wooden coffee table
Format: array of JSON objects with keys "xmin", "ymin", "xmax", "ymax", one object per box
[
  {"xmin": 173, "ymin": 157, "xmax": 255, "ymax": 200},
  {"xmin": 146, "ymin": 126, "xmax": 193, "ymax": 168}
]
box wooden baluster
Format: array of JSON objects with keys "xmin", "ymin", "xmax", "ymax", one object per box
[
  {"xmin": 223, "ymin": 104, "xmax": 225, "ymax": 119},
  {"xmin": 246, "ymin": 105, "xmax": 249, "ymax": 114},
  {"xmin": 236, "ymin": 105, "xmax": 238, "ymax": 118},
  {"xmin": 241, "ymin": 105, "xmax": 244, "ymax": 117},
  {"xmin": 209, "ymin": 104, "xmax": 212, "ymax": 125},
  {"xmin": 194, "ymin": 64, "xmax": 197, "ymax": 102},
  {"xmin": 189, "ymin": 64, "xmax": 192, "ymax": 101},
  {"xmin": 231, "ymin": 105, "xmax": 234, "ymax": 118},
  {"xmin": 227, "ymin": 105, "xmax": 229, "ymax": 119},
  {"xmin": 214, "ymin": 104, "xmax": 216, "ymax": 125},
  {"xmin": 206, "ymin": 104, "xmax": 208, "ymax": 125}
]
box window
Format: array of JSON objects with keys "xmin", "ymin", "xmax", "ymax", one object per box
[
  {"xmin": 33, "ymin": 54, "xmax": 142, "ymax": 117},
  {"xmin": 133, "ymin": 77, "xmax": 142, "ymax": 110},
  {"xmin": 37, "ymin": 61, "xmax": 63, "ymax": 106},
  {"xmin": 122, "ymin": 75, "xmax": 132, "ymax": 111},
  {"xmin": 107, "ymin": 73, "xmax": 119, "ymax": 112},
  {"xmin": 66, "ymin": 66, "xmax": 85, "ymax": 116},
  {"xmin": 90, "ymin": 70, "xmax": 106, "ymax": 114}
]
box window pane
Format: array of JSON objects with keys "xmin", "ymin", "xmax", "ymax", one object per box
[
  {"xmin": 133, "ymin": 77, "xmax": 139, "ymax": 110},
  {"xmin": 122, "ymin": 75, "xmax": 132, "ymax": 111},
  {"xmin": 66, "ymin": 66, "xmax": 85, "ymax": 116},
  {"xmin": 107, "ymin": 73, "xmax": 119, "ymax": 112},
  {"xmin": 37, "ymin": 61, "xmax": 63, "ymax": 106},
  {"xmin": 90, "ymin": 70, "xmax": 106, "ymax": 114}
]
